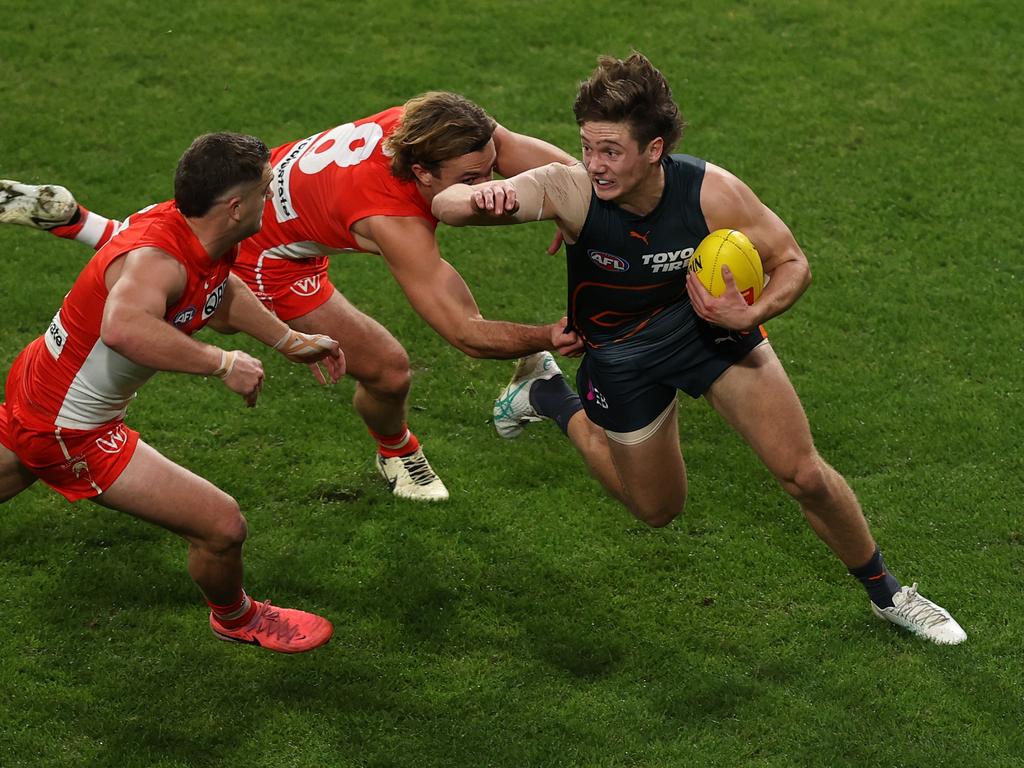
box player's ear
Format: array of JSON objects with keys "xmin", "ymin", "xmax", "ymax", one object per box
[
  {"xmin": 410, "ymin": 163, "xmax": 436, "ymax": 187},
  {"xmin": 646, "ymin": 137, "xmax": 665, "ymax": 164},
  {"xmin": 224, "ymin": 195, "xmax": 243, "ymax": 221}
]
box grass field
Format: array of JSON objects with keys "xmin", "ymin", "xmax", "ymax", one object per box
[{"xmin": 2, "ymin": 1, "xmax": 1022, "ymax": 766}]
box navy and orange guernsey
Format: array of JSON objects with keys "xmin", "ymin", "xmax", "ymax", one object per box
[
  {"xmin": 9, "ymin": 200, "xmax": 235, "ymax": 430},
  {"xmin": 565, "ymin": 154, "xmax": 711, "ymax": 349}
]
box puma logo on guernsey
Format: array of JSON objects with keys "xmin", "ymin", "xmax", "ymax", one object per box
[{"xmin": 628, "ymin": 229, "xmax": 650, "ymax": 245}]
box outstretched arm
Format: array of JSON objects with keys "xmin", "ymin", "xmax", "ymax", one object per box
[
  {"xmin": 208, "ymin": 274, "xmax": 345, "ymax": 383},
  {"xmin": 365, "ymin": 215, "xmax": 581, "ymax": 358},
  {"xmin": 492, "ymin": 125, "xmax": 576, "ymax": 177},
  {"xmin": 431, "ymin": 162, "xmax": 590, "ymax": 237}
]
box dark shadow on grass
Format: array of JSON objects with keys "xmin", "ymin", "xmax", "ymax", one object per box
[
  {"xmin": 76, "ymin": 643, "xmax": 398, "ymax": 766},
  {"xmin": 345, "ymin": 536, "xmax": 461, "ymax": 646},
  {"xmin": 521, "ymin": 603, "xmax": 625, "ymax": 680}
]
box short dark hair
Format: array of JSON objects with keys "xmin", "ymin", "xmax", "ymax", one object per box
[
  {"xmin": 573, "ymin": 52, "xmax": 685, "ymax": 155},
  {"xmin": 384, "ymin": 92, "xmax": 498, "ymax": 181},
  {"xmin": 174, "ymin": 132, "xmax": 270, "ymax": 217}
]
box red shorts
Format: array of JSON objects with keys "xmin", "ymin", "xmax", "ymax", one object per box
[
  {"xmin": 231, "ymin": 245, "xmax": 336, "ymax": 322},
  {"xmin": 0, "ymin": 400, "xmax": 140, "ymax": 502}
]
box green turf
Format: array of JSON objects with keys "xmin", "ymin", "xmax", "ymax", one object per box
[{"xmin": 2, "ymin": 1, "xmax": 1022, "ymax": 766}]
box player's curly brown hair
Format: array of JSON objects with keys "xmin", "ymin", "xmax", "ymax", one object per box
[
  {"xmin": 573, "ymin": 52, "xmax": 685, "ymax": 156},
  {"xmin": 385, "ymin": 92, "xmax": 498, "ymax": 181}
]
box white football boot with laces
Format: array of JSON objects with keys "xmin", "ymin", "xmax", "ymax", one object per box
[
  {"xmin": 376, "ymin": 447, "xmax": 449, "ymax": 502},
  {"xmin": 493, "ymin": 351, "xmax": 560, "ymax": 439},
  {"xmin": 0, "ymin": 179, "xmax": 77, "ymax": 229},
  {"xmin": 871, "ymin": 583, "xmax": 967, "ymax": 645}
]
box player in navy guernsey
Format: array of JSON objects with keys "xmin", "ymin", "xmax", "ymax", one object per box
[
  {"xmin": 565, "ymin": 154, "xmax": 720, "ymax": 346},
  {"xmin": 433, "ymin": 53, "xmax": 966, "ymax": 645}
]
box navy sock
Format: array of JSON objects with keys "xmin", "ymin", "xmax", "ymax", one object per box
[
  {"xmin": 529, "ymin": 374, "xmax": 583, "ymax": 435},
  {"xmin": 848, "ymin": 548, "xmax": 902, "ymax": 608}
]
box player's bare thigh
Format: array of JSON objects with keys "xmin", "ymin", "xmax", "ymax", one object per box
[
  {"xmin": 603, "ymin": 401, "xmax": 687, "ymax": 527},
  {"xmin": 287, "ymin": 291, "xmax": 409, "ymax": 385},
  {"xmin": 95, "ymin": 440, "xmax": 243, "ymax": 546},
  {"xmin": 0, "ymin": 443, "xmax": 37, "ymax": 501},
  {"xmin": 703, "ymin": 342, "xmax": 816, "ymax": 478}
]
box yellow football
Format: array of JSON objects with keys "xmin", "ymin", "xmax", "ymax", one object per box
[{"xmin": 689, "ymin": 229, "xmax": 764, "ymax": 304}]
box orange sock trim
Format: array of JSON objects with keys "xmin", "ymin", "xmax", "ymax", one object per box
[
  {"xmin": 370, "ymin": 426, "xmax": 420, "ymax": 458},
  {"xmin": 208, "ymin": 592, "xmax": 256, "ymax": 628}
]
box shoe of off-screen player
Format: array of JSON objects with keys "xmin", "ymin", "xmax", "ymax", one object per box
[
  {"xmin": 870, "ymin": 583, "xmax": 967, "ymax": 645},
  {"xmin": 0, "ymin": 179, "xmax": 77, "ymax": 229},
  {"xmin": 376, "ymin": 446, "xmax": 449, "ymax": 501},
  {"xmin": 493, "ymin": 351, "xmax": 560, "ymax": 439},
  {"xmin": 210, "ymin": 600, "xmax": 333, "ymax": 653}
]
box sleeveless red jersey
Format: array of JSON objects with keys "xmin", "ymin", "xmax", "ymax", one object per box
[
  {"xmin": 8, "ymin": 201, "xmax": 235, "ymax": 429},
  {"xmin": 245, "ymin": 107, "xmax": 436, "ymax": 261}
]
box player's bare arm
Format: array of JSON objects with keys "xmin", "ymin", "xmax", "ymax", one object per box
[
  {"xmin": 492, "ymin": 125, "xmax": 577, "ymax": 177},
  {"xmin": 210, "ymin": 274, "xmax": 345, "ymax": 384},
  {"xmin": 686, "ymin": 163, "xmax": 811, "ymax": 330},
  {"xmin": 101, "ymin": 247, "xmax": 264, "ymax": 405},
  {"xmin": 431, "ymin": 162, "xmax": 590, "ymax": 238},
  {"xmin": 365, "ymin": 215, "xmax": 579, "ymax": 358}
]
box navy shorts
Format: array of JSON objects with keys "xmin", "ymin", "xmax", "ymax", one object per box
[{"xmin": 576, "ymin": 305, "xmax": 766, "ymax": 434}]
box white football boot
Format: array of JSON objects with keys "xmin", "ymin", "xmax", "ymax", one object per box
[
  {"xmin": 376, "ymin": 447, "xmax": 449, "ymax": 502},
  {"xmin": 871, "ymin": 583, "xmax": 967, "ymax": 645},
  {"xmin": 0, "ymin": 179, "xmax": 77, "ymax": 229},
  {"xmin": 493, "ymin": 351, "xmax": 561, "ymax": 439}
]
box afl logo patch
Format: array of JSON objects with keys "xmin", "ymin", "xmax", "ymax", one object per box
[
  {"xmin": 172, "ymin": 307, "xmax": 196, "ymax": 327},
  {"xmin": 588, "ymin": 250, "xmax": 629, "ymax": 272}
]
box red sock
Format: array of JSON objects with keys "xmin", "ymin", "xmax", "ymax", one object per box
[
  {"xmin": 370, "ymin": 426, "xmax": 420, "ymax": 458},
  {"xmin": 49, "ymin": 205, "xmax": 118, "ymax": 249},
  {"xmin": 207, "ymin": 592, "xmax": 257, "ymax": 629}
]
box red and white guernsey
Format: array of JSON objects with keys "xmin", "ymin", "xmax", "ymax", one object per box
[
  {"xmin": 9, "ymin": 201, "xmax": 234, "ymax": 430},
  {"xmin": 248, "ymin": 107, "xmax": 435, "ymax": 261},
  {"xmin": 231, "ymin": 107, "xmax": 437, "ymax": 319}
]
